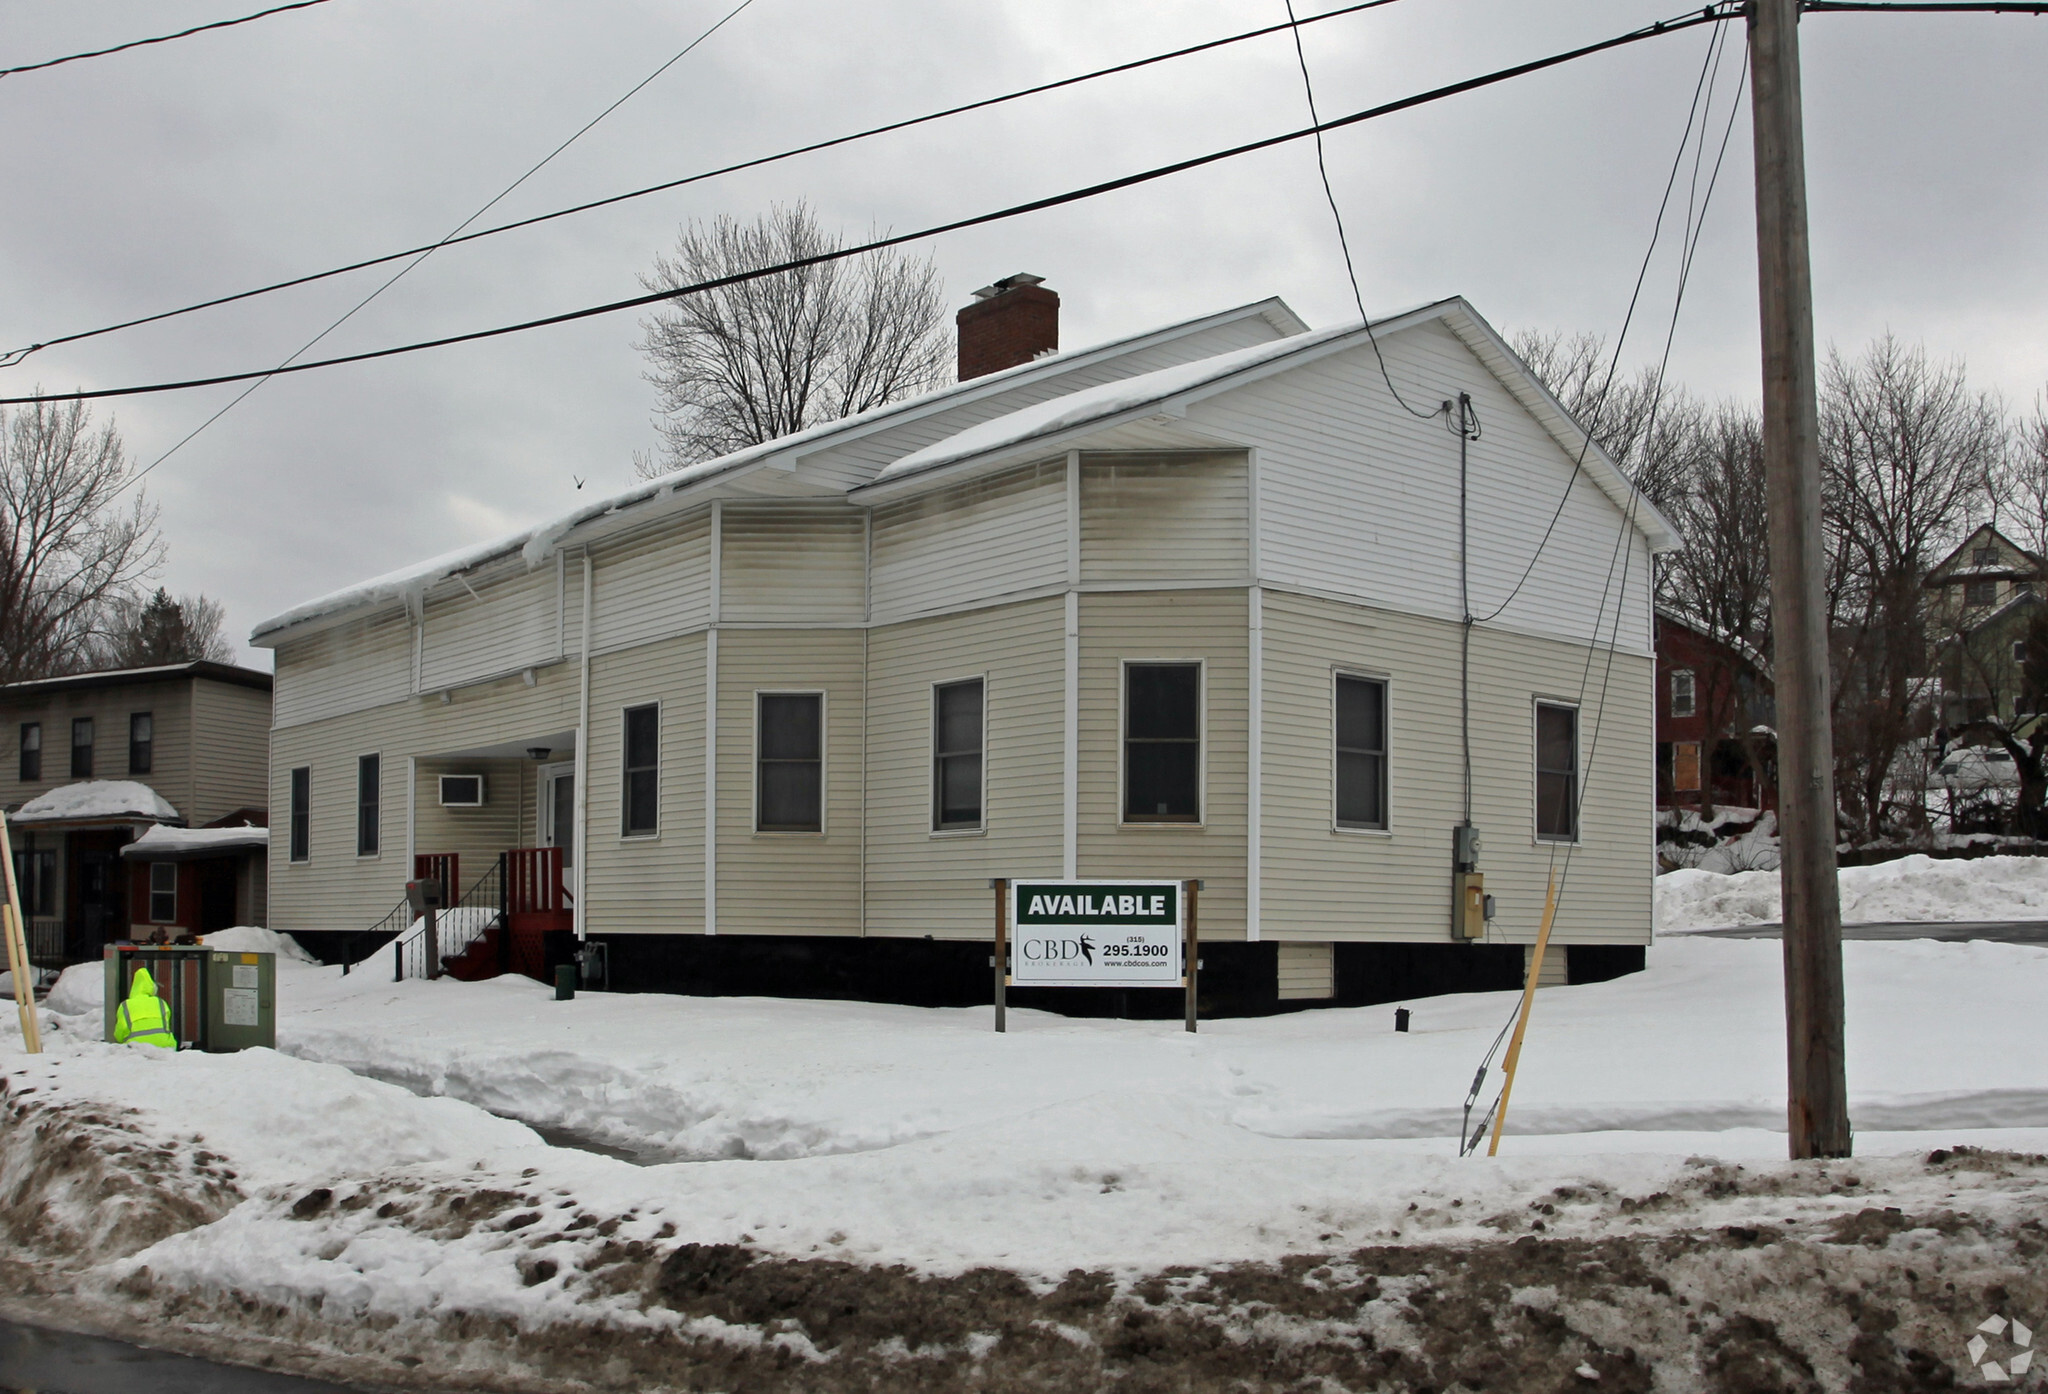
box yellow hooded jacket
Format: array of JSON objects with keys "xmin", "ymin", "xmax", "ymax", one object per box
[{"xmin": 113, "ymin": 967, "xmax": 177, "ymax": 1048}]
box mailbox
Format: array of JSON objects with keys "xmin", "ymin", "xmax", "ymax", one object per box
[{"xmin": 405, "ymin": 878, "xmax": 445, "ymax": 916}]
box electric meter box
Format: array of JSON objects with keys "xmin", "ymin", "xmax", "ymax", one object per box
[{"xmin": 103, "ymin": 945, "xmax": 276, "ymax": 1052}]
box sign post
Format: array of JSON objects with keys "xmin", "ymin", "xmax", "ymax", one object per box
[
  {"xmin": 1183, "ymin": 879, "xmax": 1200, "ymax": 1034},
  {"xmin": 990, "ymin": 877, "xmax": 1009, "ymax": 1034},
  {"xmin": 0, "ymin": 811, "xmax": 42, "ymax": 1054}
]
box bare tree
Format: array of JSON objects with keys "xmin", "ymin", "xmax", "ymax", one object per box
[
  {"xmin": 98, "ymin": 587, "xmax": 234, "ymax": 668},
  {"xmin": 636, "ymin": 204, "xmax": 950, "ymax": 474},
  {"xmin": 1821, "ymin": 336, "xmax": 2005, "ymax": 841},
  {"xmin": 0, "ymin": 398, "xmax": 162, "ymax": 684},
  {"xmin": 1509, "ymin": 327, "xmax": 1699, "ymax": 510}
]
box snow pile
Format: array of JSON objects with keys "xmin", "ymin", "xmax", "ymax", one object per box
[
  {"xmin": 200, "ymin": 925, "xmax": 317, "ymax": 963},
  {"xmin": 1657, "ymin": 852, "xmax": 2048, "ymax": 931},
  {"xmin": 45, "ymin": 961, "xmax": 103, "ymax": 1016},
  {"xmin": 125, "ymin": 824, "xmax": 268, "ymax": 857},
  {"xmin": 11, "ymin": 779, "xmax": 178, "ymax": 824},
  {"xmin": 1657, "ymin": 808, "xmax": 1780, "ymax": 873}
]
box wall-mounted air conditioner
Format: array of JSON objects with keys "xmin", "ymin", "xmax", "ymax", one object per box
[{"xmin": 439, "ymin": 774, "xmax": 486, "ymax": 807}]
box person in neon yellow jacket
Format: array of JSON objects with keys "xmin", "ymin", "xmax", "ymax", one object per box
[{"xmin": 112, "ymin": 967, "xmax": 177, "ymax": 1048}]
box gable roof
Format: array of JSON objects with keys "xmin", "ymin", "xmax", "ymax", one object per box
[
  {"xmin": 1925, "ymin": 523, "xmax": 2045, "ymax": 584},
  {"xmin": 251, "ymin": 297, "xmax": 1306, "ymax": 645},
  {"xmin": 851, "ymin": 296, "xmax": 1680, "ymax": 554}
]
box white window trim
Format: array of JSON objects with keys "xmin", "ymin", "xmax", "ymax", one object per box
[
  {"xmin": 355, "ymin": 751, "xmax": 382, "ymax": 860},
  {"xmin": 1330, "ymin": 666, "xmax": 1392, "ymax": 836},
  {"xmin": 1669, "ymin": 667, "xmax": 1697, "ymax": 719},
  {"xmin": 1118, "ymin": 658, "xmax": 1207, "ymax": 829},
  {"xmin": 753, "ymin": 689, "xmax": 827, "ymax": 837},
  {"xmin": 1533, "ymin": 698, "xmax": 1583, "ymax": 846},
  {"xmin": 930, "ymin": 672, "xmax": 989, "ymax": 837},
  {"xmin": 148, "ymin": 861, "xmax": 177, "ymax": 924},
  {"xmin": 620, "ymin": 699, "xmax": 662, "ymax": 842}
]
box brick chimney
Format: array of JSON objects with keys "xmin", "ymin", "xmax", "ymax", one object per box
[{"xmin": 955, "ymin": 274, "xmax": 1059, "ymax": 381}]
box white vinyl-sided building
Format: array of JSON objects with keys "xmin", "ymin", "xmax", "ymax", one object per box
[{"xmin": 252, "ymin": 282, "xmax": 1674, "ymax": 1011}]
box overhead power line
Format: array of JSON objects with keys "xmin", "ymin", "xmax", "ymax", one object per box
[
  {"xmin": 0, "ymin": 4, "xmax": 1743, "ymax": 409},
  {"xmin": 1801, "ymin": 2, "xmax": 2048, "ymax": 11},
  {"xmin": 1, "ymin": 0, "xmax": 1408, "ymax": 367},
  {"xmin": 0, "ymin": 0, "xmax": 340, "ymax": 80}
]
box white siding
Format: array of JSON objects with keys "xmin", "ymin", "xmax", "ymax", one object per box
[
  {"xmin": 1080, "ymin": 452, "xmax": 1249, "ymax": 586},
  {"xmin": 590, "ymin": 509, "xmax": 712, "ymax": 656},
  {"xmin": 272, "ymin": 610, "xmax": 414, "ymax": 728},
  {"xmin": 1257, "ymin": 590, "xmax": 1652, "ymax": 946},
  {"xmin": 419, "ymin": 564, "xmax": 560, "ymax": 692},
  {"xmin": 1214, "ymin": 320, "xmax": 1655, "ymax": 654},
  {"xmin": 870, "ymin": 460, "xmax": 1068, "ymax": 623},
  {"xmin": 1276, "ymin": 941, "xmax": 1334, "ymax": 999},
  {"xmin": 720, "ymin": 503, "xmax": 866, "ymax": 624},
  {"xmin": 583, "ymin": 631, "xmax": 707, "ymax": 934}
]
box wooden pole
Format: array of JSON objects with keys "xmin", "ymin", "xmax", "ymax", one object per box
[
  {"xmin": 1750, "ymin": 0, "xmax": 1851, "ymax": 1159},
  {"xmin": 992, "ymin": 878, "xmax": 1008, "ymax": 1034},
  {"xmin": 1486, "ymin": 872, "xmax": 1557, "ymax": 1157},
  {"xmin": 1183, "ymin": 879, "xmax": 1200, "ymax": 1034},
  {"xmin": 0, "ymin": 814, "xmax": 43, "ymax": 1053}
]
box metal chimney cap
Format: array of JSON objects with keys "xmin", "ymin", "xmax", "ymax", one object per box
[{"xmin": 972, "ymin": 272, "xmax": 1047, "ymax": 300}]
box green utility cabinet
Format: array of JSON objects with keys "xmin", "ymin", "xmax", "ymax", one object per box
[{"xmin": 103, "ymin": 945, "xmax": 277, "ymax": 1051}]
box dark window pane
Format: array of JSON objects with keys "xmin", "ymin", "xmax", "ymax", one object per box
[
  {"xmin": 758, "ymin": 760, "xmax": 822, "ymax": 830},
  {"xmin": 129, "ymin": 712, "xmax": 153, "ymax": 774},
  {"xmin": 1335, "ymin": 676, "xmax": 1384, "ymax": 754},
  {"xmin": 289, "ymin": 767, "xmax": 311, "ymax": 861},
  {"xmin": 357, "ymin": 754, "xmax": 380, "ymax": 856},
  {"xmin": 1536, "ymin": 705, "xmax": 1578, "ymax": 840},
  {"xmin": 71, "ymin": 718, "xmax": 92, "ymax": 778},
  {"xmin": 19, "ymin": 723, "xmax": 39, "ymax": 783},
  {"xmin": 1336, "ymin": 751, "xmax": 1384, "ymax": 827},
  {"xmin": 758, "ymin": 694, "xmax": 821, "ymax": 760},
  {"xmin": 1127, "ymin": 664, "xmax": 1199, "ymax": 739},
  {"xmin": 938, "ymin": 753, "xmax": 982, "ymax": 826},
  {"xmin": 1124, "ymin": 741, "xmax": 1200, "ymax": 821},
  {"xmin": 622, "ymin": 705, "xmax": 660, "ymax": 835},
  {"xmin": 935, "ymin": 681, "xmax": 981, "ymax": 756}
]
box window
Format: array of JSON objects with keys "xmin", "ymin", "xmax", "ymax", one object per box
[
  {"xmin": 356, "ymin": 754, "xmax": 380, "ymax": 856},
  {"xmin": 932, "ymin": 679, "xmax": 984, "ymax": 830},
  {"xmin": 129, "ymin": 711, "xmax": 153, "ymax": 774},
  {"xmin": 1669, "ymin": 668, "xmax": 1696, "ymax": 718},
  {"xmin": 1334, "ymin": 674, "xmax": 1388, "ymax": 830},
  {"xmin": 1974, "ymin": 545, "xmax": 1999, "ymax": 568},
  {"xmin": 12, "ymin": 844, "xmax": 55, "ymax": 917},
  {"xmin": 149, "ymin": 862, "xmax": 177, "ymax": 924},
  {"xmin": 1672, "ymin": 741, "xmax": 1702, "ymax": 792},
  {"xmin": 18, "ymin": 723, "xmax": 39, "ymax": 782},
  {"xmin": 438, "ymin": 774, "xmax": 485, "ymax": 806},
  {"xmin": 71, "ymin": 717, "xmax": 93, "ymax": 778},
  {"xmin": 622, "ymin": 704, "xmax": 660, "ymax": 836},
  {"xmin": 1124, "ymin": 663, "xmax": 1201, "ymax": 823},
  {"xmin": 1965, "ymin": 578, "xmax": 1998, "ymax": 607},
  {"xmin": 1535, "ymin": 702, "xmax": 1579, "ymax": 842},
  {"xmin": 757, "ymin": 693, "xmax": 823, "ymax": 832},
  {"xmin": 2015, "ymin": 640, "xmax": 2029, "ymax": 666},
  {"xmin": 289, "ymin": 766, "xmax": 310, "ymax": 862}
]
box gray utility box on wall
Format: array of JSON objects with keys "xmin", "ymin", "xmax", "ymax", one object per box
[{"xmin": 103, "ymin": 945, "xmax": 277, "ymax": 1051}]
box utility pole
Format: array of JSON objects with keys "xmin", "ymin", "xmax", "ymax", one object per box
[{"xmin": 1748, "ymin": 0, "xmax": 1851, "ymax": 1158}]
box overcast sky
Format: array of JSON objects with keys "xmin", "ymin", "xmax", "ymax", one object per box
[{"xmin": 3, "ymin": 1, "xmax": 2044, "ymax": 668}]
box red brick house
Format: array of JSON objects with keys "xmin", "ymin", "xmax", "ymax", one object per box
[{"xmin": 1655, "ymin": 608, "xmax": 1776, "ymax": 812}]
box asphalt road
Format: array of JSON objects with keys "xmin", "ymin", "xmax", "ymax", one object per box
[{"xmin": 1694, "ymin": 920, "xmax": 2048, "ymax": 945}]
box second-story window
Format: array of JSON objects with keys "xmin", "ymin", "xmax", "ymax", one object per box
[
  {"xmin": 1966, "ymin": 578, "xmax": 1998, "ymax": 608},
  {"xmin": 18, "ymin": 723, "xmax": 39, "ymax": 782},
  {"xmin": 356, "ymin": 754, "xmax": 380, "ymax": 856},
  {"xmin": 71, "ymin": 717, "xmax": 93, "ymax": 778},
  {"xmin": 1670, "ymin": 669, "xmax": 1696, "ymax": 718},
  {"xmin": 1974, "ymin": 545, "xmax": 1999, "ymax": 568},
  {"xmin": 129, "ymin": 712, "xmax": 153, "ymax": 774}
]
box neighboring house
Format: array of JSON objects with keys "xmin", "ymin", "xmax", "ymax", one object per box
[
  {"xmin": 1924, "ymin": 524, "xmax": 2047, "ymax": 730},
  {"xmin": 1, "ymin": 662, "xmax": 273, "ymax": 967},
  {"xmin": 252, "ymin": 282, "xmax": 1675, "ymax": 1011},
  {"xmin": 1653, "ymin": 608, "xmax": 1775, "ymax": 813}
]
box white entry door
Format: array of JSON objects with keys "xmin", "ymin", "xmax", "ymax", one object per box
[{"xmin": 540, "ymin": 763, "xmax": 575, "ymax": 871}]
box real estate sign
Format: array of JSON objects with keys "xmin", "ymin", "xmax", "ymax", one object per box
[{"xmin": 1008, "ymin": 879, "xmax": 1184, "ymax": 988}]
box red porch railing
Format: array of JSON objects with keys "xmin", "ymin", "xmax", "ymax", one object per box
[
  {"xmin": 413, "ymin": 852, "xmax": 459, "ymax": 898},
  {"xmin": 506, "ymin": 846, "xmax": 567, "ymax": 914}
]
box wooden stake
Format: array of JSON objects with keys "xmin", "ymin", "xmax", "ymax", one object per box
[
  {"xmin": 1750, "ymin": 0, "xmax": 1851, "ymax": 1158},
  {"xmin": 992, "ymin": 877, "xmax": 1008, "ymax": 1034},
  {"xmin": 1183, "ymin": 879, "xmax": 1200, "ymax": 1034},
  {"xmin": 0, "ymin": 814, "xmax": 43, "ymax": 1054},
  {"xmin": 1487, "ymin": 871, "xmax": 1557, "ymax": 1157}
]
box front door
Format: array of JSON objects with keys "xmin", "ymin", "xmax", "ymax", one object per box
[
  {"xmin": 71, "ymin": 845, "xmax": 123, "ymax": 959},
  {"xmin": 541, "ymin": 764, "xmax": 574, "ymax": 872}
]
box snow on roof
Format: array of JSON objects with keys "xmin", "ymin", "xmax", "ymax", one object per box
[
  {"xmin": 121, "ymin": 824, "xmax": 269, "ymax": 860},
  {"xmin": 863, "ymin": 321, "xmax": 1369, "ymax": 489},
  {"xmin": 249, "ymin": 300, "xmax": 1305, "ymax": 645},
  {"xmin": 12, "ymin": 780, "xmax": 179, "ymax": 825}
]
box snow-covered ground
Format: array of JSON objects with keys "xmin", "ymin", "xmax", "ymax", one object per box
[
  {"xmin": 1656, "ymin": 851, "xmax": 2048, "ymax": 932},
  {"xmin": 7, "ymin": 930, "xmax": 2046, "ymax": 1389}
]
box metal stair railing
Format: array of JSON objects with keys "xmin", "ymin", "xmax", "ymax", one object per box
[
  {"xmin": 389, "ymin": 854, "xmax": 508, "ymax": 982},
  {"xmin": 340, "ymin": 895, "xmax": 411, "ymax": 976}
]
